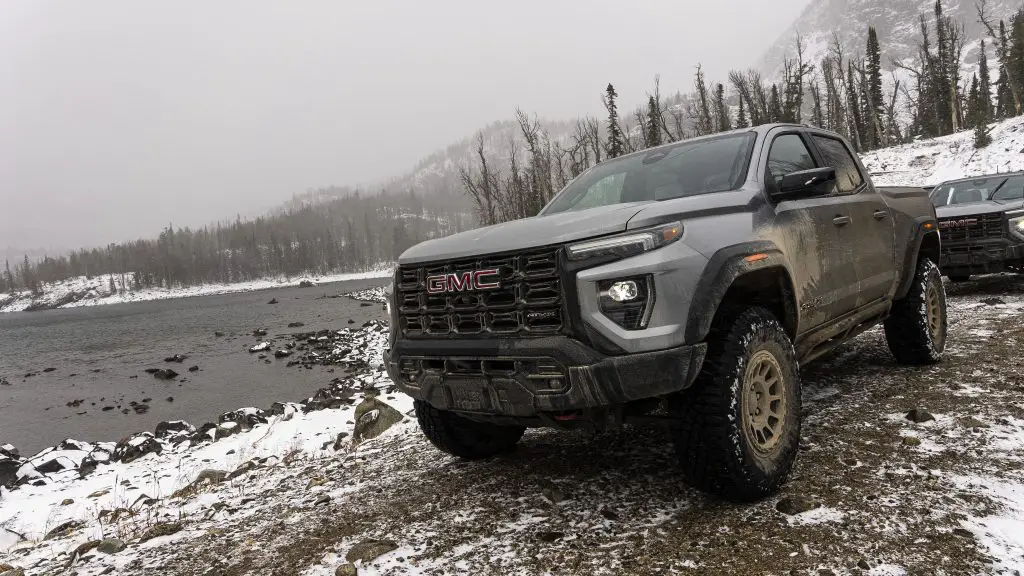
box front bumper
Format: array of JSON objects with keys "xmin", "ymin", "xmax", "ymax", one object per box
[
  {"xmin": 940, "ymin": 240, "xmax": 1024, "ymax": 274},
  {"xmin": 384, "ymin": 336, "xmax": 706, "ymax": 420}
]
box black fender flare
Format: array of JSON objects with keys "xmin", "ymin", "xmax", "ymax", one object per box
[
  {"xmin": 894, "ymin": 217, "xmax": 940, "ymax": 301},
  {"xmin": 684, "ymin": 241, "xmax": 798, "ymax": 344}
]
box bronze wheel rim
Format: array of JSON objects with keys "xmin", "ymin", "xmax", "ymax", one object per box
[
  {"xmin": 926, "ymin": 284, "xmax": 942, "ymax": 343},
  {"xmin": 741, "ymin": 350, "xmax": 787, "ymax": 453}
]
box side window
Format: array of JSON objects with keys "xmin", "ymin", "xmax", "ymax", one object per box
[
  {"xmin": 992, "ymin": 175, "xmax": 1024, "ymax": 202},
  {"xmin": 812, "ymin": 136, "xmax": 865, "ymax": 194},
  {"xmin": 767, "ymin": 134, "xmax": 816, "ymax": 184}
]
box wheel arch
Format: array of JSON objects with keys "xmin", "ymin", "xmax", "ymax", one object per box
[
  {"xmin": 895, "ymin": 225, "xmax": 941, "ymax": 300},
  {"xmin": 685, "ymin": 243, "xmax": 799, "ymax": 343}
]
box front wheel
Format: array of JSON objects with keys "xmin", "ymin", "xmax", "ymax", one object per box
[
  {"xmin": 669, "ymin": 307, "xmax": 801, "ymax": 502},
  {"xmin": 414, "ymin": 400, "xmax": 526, "ymax": 460},
  {"xmin": 884, "ymin": 258, "xmax": 946, "ymax": 365}
]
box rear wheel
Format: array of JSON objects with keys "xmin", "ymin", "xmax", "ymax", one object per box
[
  {"xmin": 885, "ymin": 258, "xmax": 946, "ymax": 365},
  {"xmin": 669, "ymin": 307, "xmax": 801, "ymax": 502},
  {"xmin": 414, "ymin": 400, "xmax": 526, "ymax": 460}
]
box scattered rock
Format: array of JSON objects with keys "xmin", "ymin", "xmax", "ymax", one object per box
[
  {"xmin": 314, "ymin": 494, "xmax": 331, "ymax": 506},
  {"xmin": 960, "ymin": 416, "xmax": 989, "ymax": 429},
  {"xmin": 97, "ymin": 537, "xmax": 127, "ymax": 554},
  {"xmin": 35, "ymin": 458, "xmax": 67, "ymax": 474},
  {"xmin": 905, "ymin": 409, "xmax": 935, "ymax": 423},
  {"xmin": 536, "ymin": 531, "xmax": 564, "ymax": 542},
  {"xmin": 857, "ymin": 559, "xmax": 871, "ymax": 570},
  {"xmin": 164, "ymin": 354, "xmax": 187, "ymax": 363},
  {"xmin": 335, "ymin": 564, "xmax": 358, "ymax": 576},
  {"xmin": 44, "ymin": 519, "xmax": 84, "ymax": 540},
  {"xmin": 214, "ymin": 331, "xmax": 226, "ymax": 337},
  {"xmin": 345, "ymin": 539, "xmax": 398, "ymax": 563},
  {"xmin": 360, "ymin": 302, "xmax": 373, "ymax": 307},
  {"xmin": 43, "ymin": 367, "xmax": 57, "ymax": 373},
  {"xmin": 250, "ymin": 342, "xmax": 271, "ymax": 353},
  {"xmin": 153, "ymin": 369, "xmax": 179, "ymax": 381},
  {"xmin": 902, "ymin": 436, "xmax": 922, "ymax": 447},
  {"xmin": 352, "ymin": 397, "xmax": 404, "ymax": 443},
  {"xmin": 347, "ymin": 319, "xmax": 355, "ymax": 324},
  {"xmin": 981, "ymin": 297, "xmax": 1006, "ymax": 306},
  {"xmin": 952, "ymin": 527, "xmax": 975, "ymax": 538},
  {"xmin": 74, "ymin": 540, "xmax": 101, "ymax": 556},
  {"xmin": 0, "ymin": 568, "xmax": 25, "ymax": 576},
  {"xmin": 331, "ymin": 432, "xmax": 350, "ymax": 451},
  {"xmin": 188, "ymin": 365, "xmax": 199, "ymax": 372},
  {"xmin": 139, "ymin": 521, "xmax": 182, "ymax": 543},
  {"xmin": 274, "ymin": 349, "xmax": 293, "ymax": 358},
  {"xmin": 268, "ymin": 298, "xmax": 279, "ymax": 305},
  {"xmin": 253, "ymin": 328, "xmax": 269, "ymax": 337},
  {"xmin": 61, "ymin": 498, "xmax": 75, "ymax": 506},
  {"xmin": 155, "ymin": 420, "xmax": 194, "ymax": 439},
  {"xmin": 776, "ymin": 496, "xmax": 818, "ymax": 515},
  {"xmin": 166, "ymin": 396, "xmax": 174, "ymax": 402},
  {"xmin": 299, "ymin": 280, "xmax": 315, "ymax": 288},
  {"xmin": 540, "ymin": 481, "xmax": 567, "ymax": 504},
  {"xmin": 132, "ymin": 403, "xmax": 150, "ymax": 415},
  {"xmin": 0, "ymin": 377, "xmax": 9, "ymax": 386},
  {"xmin": 288, "ymin": 322, "xmax": 305, "ymax": 328}
]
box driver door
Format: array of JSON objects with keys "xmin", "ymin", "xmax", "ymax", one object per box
[{"xmin": 764, "ymin": 130, "xmax": 858, "ymax": 330}]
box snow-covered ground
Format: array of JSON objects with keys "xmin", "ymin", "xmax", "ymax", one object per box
[
  {"xmin": 3, "ymin": 278, "xmax": 1024, "ymax": 575},
  {"xmin": 0, "ymin": 267, "xmax": 394, "ymax": 314},
  {"xmin": 863, "ymin": 116, "xmax": 1024, "ymax": 187}
]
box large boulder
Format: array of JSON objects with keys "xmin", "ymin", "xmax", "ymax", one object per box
[
  {"xmin": 155, "ymin": 420, "xmax": 195, "ymax": 439},
  {"xmin": 352, "ymin": 397, "xmax": 404, "ymax": 444},
  {"xmin": 113, "ymin": 433, "xmax": 163, "ymax": 463}
]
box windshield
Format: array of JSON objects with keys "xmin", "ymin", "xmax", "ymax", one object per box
[
  {"xmin": 930, "ymin": 175, "xmax": 1024, "ymax": 207},
  {"xmin": 541, "ymin": 132, "xmax": 756, "ymax": 215}
]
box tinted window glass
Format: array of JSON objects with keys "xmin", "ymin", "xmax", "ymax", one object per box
[
  {"xmin": 812, "ymin": 135, "xmax": 864, "ymax": 194},
  {"xmin": 992, "ymin": 175, "xmax": 1024, "ymax": 202},
  {"xmin": 767, "ymin": 135, "xmax": 815, "ymax": 183},
  {"xmin": 542, "ymin": 132, "xmax": 756, "ymax": 215}
]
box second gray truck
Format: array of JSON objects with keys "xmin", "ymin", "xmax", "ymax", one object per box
[{"xmin": 384, "ymin": 124, "xmax": 945, "ymax": 501}]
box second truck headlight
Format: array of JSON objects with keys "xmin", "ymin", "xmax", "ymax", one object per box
[{"xmin": 1011, "ymin": 215, "xmax": 1024, "ymax": 240}]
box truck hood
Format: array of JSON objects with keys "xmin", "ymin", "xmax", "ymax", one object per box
[
  {"xmin": 935, "ymin": 199, "xmax": 1024, "ymax": 218},
  {"xmin": 398, "ymin": 202, "xmax": 650, "ymax": 264}
]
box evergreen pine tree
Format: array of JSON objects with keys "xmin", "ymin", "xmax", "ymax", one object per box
[
  {"xmin": 646, "ymin": 96, "xmax": 662, "ymax": 147},
  {"xmin": 713, "ymin": 84, "xmax": 731, "ymax": 132},
  {"xmin": 866, "ymin": 26, "xmax": 885, "ymax": 148},
  {"xmin": 996, "ymin": 63, "xmax": 1013, "ymax": 118},
  {"xmin": 768, "ymin": 84, "xmax": 783, "ymax": 123},
  {"xmin": 3, "ymin": 259, "xmax": 12, "ymax": 294},
  {"xmin": 604, "ymin": 84, "xmax": 625, "ymax": 158},
  {"xmin": 736, "ymin": 95, "xmax": 749, "ymax": 128},
  {"xmin": 967, "ymin": 74, "xmax": 980, "ymax": 127},
  {"xmin": 979, "ymin": 39, "xmax": 993, "ymax": 120}
]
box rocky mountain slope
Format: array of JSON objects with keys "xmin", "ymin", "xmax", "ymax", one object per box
[{"xmin": 755, "ymin": 0, "xmax": 1019, "ymax": 77}]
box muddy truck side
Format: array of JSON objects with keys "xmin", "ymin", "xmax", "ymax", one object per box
[{"xmin": 383, "ymin": 124, "xmax": 945, "ymax": 501}]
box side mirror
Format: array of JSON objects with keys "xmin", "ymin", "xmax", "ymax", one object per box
[{"xmin": 770, "ymin": 167, "xmax": 836, "ymax": 202}]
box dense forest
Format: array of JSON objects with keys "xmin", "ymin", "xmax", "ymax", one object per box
[
  {"xmin": 5, "ymin": 0, "xmax": 1024, "ymax": 295},
  {"xmin": 461, "ymin": 0, "xmax": 1024, "ymax": 225}
]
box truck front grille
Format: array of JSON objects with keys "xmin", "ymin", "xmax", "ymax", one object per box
[
  {"xmin": 396, "ymin": 247, "xmax": 564, "ymax": 338},
  {"xmin": 938, "ymin": 213, "xmax": 1005, "ymax": 243}
]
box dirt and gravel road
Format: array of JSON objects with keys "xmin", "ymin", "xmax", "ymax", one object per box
[{"xmin": 5, "ymin": 277, "xmax": 1024, "ymax": 575}]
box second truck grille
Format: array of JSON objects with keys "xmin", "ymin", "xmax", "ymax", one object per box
[
  {"xmin": 938, "ymin": 213, "xmax": 1005, "ymax": 243},
  {"xmin": 396, "ymin": 247, "xmax": 564, "ymax": 338}
]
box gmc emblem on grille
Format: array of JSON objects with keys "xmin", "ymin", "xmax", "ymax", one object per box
[
  {"xmin": 939, "ymin": 218, "xmax": 978, "ymax": 229},
  {"xmin": 426, "ymin": 269, "xmax": 501, "ymax": 294}
]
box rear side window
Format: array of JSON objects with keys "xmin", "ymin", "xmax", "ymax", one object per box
[
  {"xmin": 767, "ymin": 134, "xmax": 815, "ymax": 183},
  {"xmin": 812, "ymin": 136, "xmax": 864, "ymax": 194}
]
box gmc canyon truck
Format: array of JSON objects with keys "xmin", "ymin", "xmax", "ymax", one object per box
[
  {"xmin": 930, "ymin": 172, "xmax": 1024, "ymax": 281},
  {"xmin": 383, "ymin": 124, "xmax": 945, "ymax": 501}
]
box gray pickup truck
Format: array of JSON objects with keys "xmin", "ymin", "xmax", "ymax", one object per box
[{"xmin": 384, "ymin": 124, "xmax": 944, "ymax": 501}]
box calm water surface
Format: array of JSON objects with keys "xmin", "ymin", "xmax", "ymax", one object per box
[{"xmin": 0, "ymin": 279, "xmax": 388, "ymax": 453}]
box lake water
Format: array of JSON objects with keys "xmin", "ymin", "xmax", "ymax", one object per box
[{"xmin": 0, "ymin": 278, "xmax": 389, "ymax": 454}]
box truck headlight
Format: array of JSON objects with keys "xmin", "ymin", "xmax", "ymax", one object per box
[
  {"xmin": 598, "ymin": 276, "xmax": 654, "ymax": 330},
  {"xmin": 567, "ymin": 221, "xmax": 682, "ymax": 261},
  {"xmin": 1011, "ymin": 215, "xmax": 1024, "ymax": 241}
]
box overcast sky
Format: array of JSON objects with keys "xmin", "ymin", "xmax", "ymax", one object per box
[{"xmin": 0, "ymin": 0, "xmax": 809, "ymax": 252}]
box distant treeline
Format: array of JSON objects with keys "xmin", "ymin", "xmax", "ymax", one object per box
[
  {"xmin": 461, "ymin": 0, "xmax": 1024, "ymax": 225},
  {"xmin": 1, "ymin": 189, "xmax": 471, "ymax": 294}
]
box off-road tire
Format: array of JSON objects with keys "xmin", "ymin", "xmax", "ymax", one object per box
[
  {"xmin": 669, "ymin": 307, "xmax": 801, "ymax": 502},
  {"xmin": 884, "ymin": 258, "xmax": 946, "ymax": 365},
  {"xmin": 947, "ymin": 274, "xmax": 971, "ymax": 283},
  {"xmin": 414, "ymin": 400, "xmax": 526, "ymax": 460}
]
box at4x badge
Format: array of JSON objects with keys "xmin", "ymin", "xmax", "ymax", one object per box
[{"xmin": 426, "ymin": 269, "xmax": 501, "ymax": 294}]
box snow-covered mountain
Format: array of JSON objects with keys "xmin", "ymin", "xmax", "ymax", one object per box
[{"xmin": 756, "ymin": 0, "xmax": 1019, "ymax": 78}]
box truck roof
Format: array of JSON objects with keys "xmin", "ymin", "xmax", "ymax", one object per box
[{"xmin": 611, "ymin": 123, "xmax": 843, "ymax": 164}]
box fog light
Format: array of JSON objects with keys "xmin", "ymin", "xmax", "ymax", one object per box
[{"xmin": 608, "ymin": 280, "xmax": 639, "ymax": 302}]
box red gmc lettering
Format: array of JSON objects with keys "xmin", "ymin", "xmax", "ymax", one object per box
[
  {"xmin": 426, "ymin": 269, "xmax": 501, "ymax": 293},
  {"xmin": 473, "ymin": 269, "xmax": 500, "ymax": 290}
]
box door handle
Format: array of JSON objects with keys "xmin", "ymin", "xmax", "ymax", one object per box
[
  {"xmin": 832, "ymin": 215, "xmax": 852, "ymax": 227},
  {"xmin": 873, "ymin": 210, "xmax": 888, "ymax": 220}
]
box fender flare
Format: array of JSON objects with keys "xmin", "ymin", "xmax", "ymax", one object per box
[
  {"xmin": 684, "ymin": 241, "xmax": 797, "ymax": 344},
  {"xmin": 894, "ymin": 218, "xmax": 940, "ymax": 301}
]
